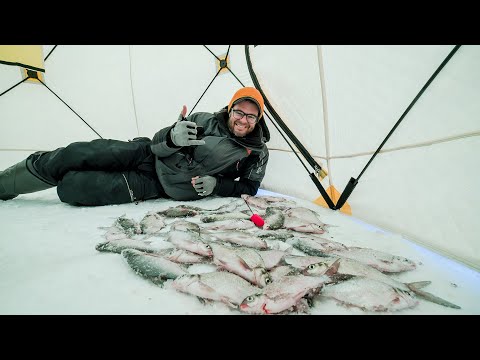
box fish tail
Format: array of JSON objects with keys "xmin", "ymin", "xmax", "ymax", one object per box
[
  {"xmin": 407, "ymin": 285, "xmax": 461, "ymax": 309},
  {"xmin": 406, "ymin": 281, "xmax": 431, "ymax": 290}
]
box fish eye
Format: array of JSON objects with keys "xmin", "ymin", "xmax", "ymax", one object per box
[
  {"xmin": 246, "ymin": 295, "xmax": 256, "ymax": 302},
  {"xmin": 265, "ymin": 277, "xmax": 272, "ymax": 284},
  {"xmin": 308, "ymin": 264, "xmax": 316, "ymax": 270},
  {"xmin": 205, "ymin": 244, "xmax": 211, "ymax": 249}
]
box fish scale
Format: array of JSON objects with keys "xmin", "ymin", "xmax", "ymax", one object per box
[{"xmin": 122, "ymin": 249, "xmax": 188, "ymax": 286}]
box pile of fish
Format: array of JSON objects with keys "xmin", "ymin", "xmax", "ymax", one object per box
[{"xmin": 95, "ymin": 194, "xmax": 461, "ymax": 314}]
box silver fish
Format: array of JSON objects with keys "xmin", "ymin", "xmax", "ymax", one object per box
[
  {"xmin": 286, "ymin": 235, "xmax": 347, "ymax": 256},
  {"xmin": 320, "ymin": 276, "xmax": 419, "ymax": 312},
  {"xmin": 158, "ymin": 248, "xmax": 210, "ymax": 264},
  {"xmin": 330, "ymin": 247, "xmax": 417, "ymax": 273},
  {"xmin": 139, "ymin": 211, "xmax": 166, "ymax": 235},
  {"xmin": 100, "ymin": 224, "xmax": 130, "ymax": 241},
  {"xmin": 207, "ymin": 230, "xmax": 268, "ymax": 249},
  {"xmin": 200, "ymin": 212, "xmax": 250, "ymax": 223},
  {"xmin": 290, "ymin": 255, "xmax": 461, "ymax": 310},
  {"xmin": 296, "ymin": 255, "xmax": 412, "ymax": 291},
  {"xmin": 263, "ymin": 207, "xmax": 285, "ymax": 230},
  {"xmin": 241, "ymin": 194, "xmax": 296, "ymax": 210},
  {"xmin": 239, "ymin": 274, "xmax": 331, "ymax": 315},
  {"xmin": 269, "ymin": 265, "xmax": 300, "ymax": 282},
  {"xmin": 109, "ymin": 214, "xmax": 142, "ymax": 237},
  {"xmin": 156, "ymin": 205, "xmax": 199, "ymax": 218},
  {"xmin": 202, "ymin": 219, "xmax": 256, "ymax": 231},
  {"xmin": 170, "ymin": 219, "xmax": 201, "ymax": 234},
  {"xmin": 256, "ymin": 229, "xmax": 294, "ymax": 241},
  {"xmin": 158, "ymin": 201, "xmax": 243, "ymax": 218},
  {"xmin": 95, "ymin": 238, "xmax": 159, "ymax": 254},
  {"xmin": 283, "ymin": 216, "xmax": 326, "ymax": 234},
  {"xmin": 283, "ymin": 207, "xmax": 330, "ymax": 229},
  {"xmin": 210, "ymin": 243, "xmax": 272, "ymax": 287},
  {"xmin": 121, "ymin": 249, "xmax": 188, "ymax": 286},
  {"xmin": 171, "ymin": 271, "xmax": 261, "ymax": 308},
  {"xmin": 257, "ymin": 249, "xmax": 289, "ymax": 269},
  {"xmin": 166, "ymin": 230, "xmax": 213, "ymax": 257}
]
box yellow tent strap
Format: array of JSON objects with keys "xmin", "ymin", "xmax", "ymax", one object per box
[{"xmin": 314, "ymin": 185, "xmax": 352, "ymax": 215}]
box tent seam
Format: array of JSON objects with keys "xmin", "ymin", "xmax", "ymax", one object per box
[
  {"xmin": 316, "ymin": 45, "xmax": 332, "ymax": 187},
  {"xmin": 128, "ymin": 45, "xmax": 140, "ymax": 137}
]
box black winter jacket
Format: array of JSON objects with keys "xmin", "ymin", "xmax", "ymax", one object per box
[{"xmin": 150, "ymin": 107, "xmax": 269, "ymax": 200}]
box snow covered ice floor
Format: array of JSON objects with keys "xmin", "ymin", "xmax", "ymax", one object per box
[{"xmin": 1, "ymin": 187, "xmax": 479, "ymax": 315}]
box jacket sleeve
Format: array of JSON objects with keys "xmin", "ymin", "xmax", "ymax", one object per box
[
  {"xmin": 214, "ymin": 147, "xmax": 269, "ymax": 197},
  {"xmin": 150, "ymin": 124, "xmax": 181, "ymax": 158},
  {"xmin": 215, "ymin": 177, "xmax": 261, "ymax": 197}
]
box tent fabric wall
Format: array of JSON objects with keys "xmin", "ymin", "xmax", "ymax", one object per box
[{"xmin": 0, "ymin": 45, "xmax": 478, "ymax": 270}]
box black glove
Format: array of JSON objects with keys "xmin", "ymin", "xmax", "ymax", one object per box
[
  {"xmin": 170, "ymin": 114, "xmax": 206, "ymax": 147},
  {"xmin": 193, "ymin": 175, "xmax": 217, "ymax": 196}
]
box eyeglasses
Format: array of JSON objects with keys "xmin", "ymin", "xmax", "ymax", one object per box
[{"xmin": 231, "ymin": 109, "xmax": 259, "ymax": 124}]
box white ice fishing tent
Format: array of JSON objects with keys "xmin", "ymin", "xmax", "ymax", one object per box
[{"xmin": 1, "ymin": 45, "xmax": 479, "ymax": 273}]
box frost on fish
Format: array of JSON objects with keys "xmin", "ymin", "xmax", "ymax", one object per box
[
  {"xmin": 283, "ymin": 207, "xmax": 330, "ymax": 229},
  {"xmin": 269, "ymin": 265, "xmax": 300, "ymax": 282},
  {"xmin": 320, "ymin": 276, "xmax": 419, "ymax": 312},
  {"xmin": 166, "ymin": 230, "xmax": 213, "ymax": 257},
  {"xmin": 202, "ymin": 219, "xmax": 255, "ymax": 231},
  {"xmin": 99, "ymin": 214, "xmax": 142, "ymax": 239},
  {"xmin": 207, "ymin": 230, "xmax": 267, "ymax": 249},
  {"xmin": 263, "ymin": 207, "xmax": 285, "ymax": 230},
  {"xmin": 256, "ymin": 229, "xmax": 294, "ymax": 241},
  {"xmin": 301, "ymin": 257, "xmax": 461, "ymax": 309},
  {"xmin": 283, "ymin": 216, "xmax": 326, "ymax": 234},
  {"xmin": 241, "ymin": 194, "xmax": 296, "ymax": 210},
  {"xmin": 139, "ymin": 211, "xmax": 166, "ymax": 236},
  {"xmin": 95, "ymin": 238, "xmax": 159, "ymax": 254},
  {"xmin": 298, "ymin": 255, "xmax": 411, "ymax": 292},
  {"xmin": 169, "ymin": 219, "xmax": 201, "ymax": 234},
  {"xmin": 256, "ymin": 249, "xmax": 289, "ymax": 269},
  {"xmin": 157, "ymin": 201, "xmax": 243, "ymax": 219},
  {"xmin": 116, "ymin": 215, "xmax": 143, "ymax": 235},
  {"xmin": 101, "ymin": 224, "xmax": 130, "ymax": 241},
  {"xmin": 171, "ymin": 271, "xmax": 261, "ymax": 308},
  {"xmin": 210, "ymin": 243, "xmax": 272, "ymax": 287},
  {"xmin": 156, "ymin": 205, "xmax": 199, "ymax": 218},
  {"xmin": 286, "ymin": 235, "xmax": 347, "ymax": 256},
  {"xmin": 159, "ymin": 248, "xmax": 211, "ymax": 264},
  {"xmin": 200, "ymin": 212, "xmax": 250, "ymax": 223},
  {"xmin": 121, "ymin": 249, "xmax": 188, "ymax": 286},
  {"xmin": 330, "ymin": 247, "xmax": 417, "ymax": 273},
  {"xmin": 239, "ymin": 274, "xmax": 330, "ymax": 315}
]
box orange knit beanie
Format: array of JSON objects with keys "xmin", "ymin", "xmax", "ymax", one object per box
[{"xmin": 227, "ymin": 87, "xmax": 264, "ymax": 119}]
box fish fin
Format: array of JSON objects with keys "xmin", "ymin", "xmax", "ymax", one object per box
[
  {"xmin": 151, "ymin": 277, "xmax": 166, "ymax": 287},
  {"xmin": 98, "ymin": 226, "xmax": 112, "ymax": 230},
  {"xmin": 236, "ymin": 256, "xmax": 253, "ymax": 271},
  {"xmin": 406, "ymin": 281, "xmax": 431, "ymax": 290},
  {"xmin": 407, "ymin": 286, "xmax": 461, "ymax": 309},
  {"xmin": 94, "ymin": 242, "xmax": 109, "ymax": 252},
  {"xmin": 220, "ymin": 297, "xmax": 238, "ymax": 309},
  {"xmin": 325, "ymin": 258, "xmax": 341, "ymax": 277},
  {"xmin": 196, "ymin": 296, "xmax": 207, "ymax": 305},
  {"xmin": 329, "ymin": 273, "xmax": 355, "ymax": 284}
]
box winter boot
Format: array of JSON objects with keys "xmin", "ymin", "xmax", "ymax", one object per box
[{"xmin": 0, "ymin": 156, "xmax": 56, "ymax": 201}]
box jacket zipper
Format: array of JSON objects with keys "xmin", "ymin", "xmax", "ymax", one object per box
[{"xmin": 122, "ymin": 173, "xmax": 139, "ymax": 204}]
